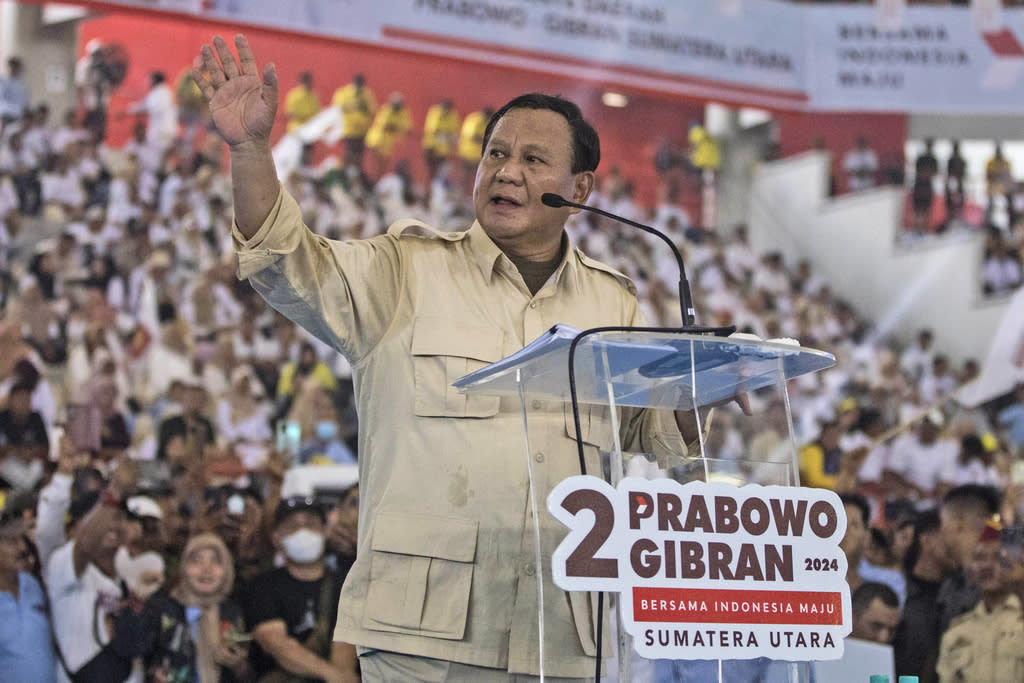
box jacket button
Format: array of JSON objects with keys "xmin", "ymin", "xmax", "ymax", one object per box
[
  {"xmin": 525, "ymin": 563, "xmax": 536, "ymax": 576},
  {"xmin": 535, "ymin": 453, "xmax": 545, "ymax": 463}
]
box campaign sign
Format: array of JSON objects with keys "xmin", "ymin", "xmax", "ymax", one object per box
[{"xmin": 548, "ymin": 476, "xmax": 852, "ymax": 661}]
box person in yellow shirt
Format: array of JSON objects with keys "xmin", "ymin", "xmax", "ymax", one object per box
[
  {"xmin": 283, "ymin": 71, "xmax": 320, "ymax": 133},
  {"xmin": 421, "ymin": 98, "xmax": 459, "ymax": 182},
  {"xmin": 457, "ymin": 106, "xmax": 493, "ymax": 193},
  {"xmin": 365, "ymin": 92, "xmax": 412, "ymax": 180},
  {"xmin": 331, "ymin": 74, "xmax": 376, "ymax": 172},
  {"xmin": 799, "ymin": 418, "xmax": 844, "ymax": 490}
]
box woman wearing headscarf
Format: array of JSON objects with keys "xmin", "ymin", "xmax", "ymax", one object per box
[{"xmin": 112, "ymin": 532, "xmax": 251, "ymax": 682}]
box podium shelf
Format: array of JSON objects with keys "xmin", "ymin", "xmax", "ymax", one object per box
[{"xmin": 454, "ymin": 329, "xmax": 835, "ymax": 410}]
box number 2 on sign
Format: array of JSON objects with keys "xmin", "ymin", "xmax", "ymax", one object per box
[
  {"xmin": 561, "ymin": 488, "xmax": 619, "ymax": 579},
  {"xmin": 804, "ymin": 557, "xmax": 839, "ymax": 571}
]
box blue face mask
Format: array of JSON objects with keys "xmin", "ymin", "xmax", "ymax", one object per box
[{"xmin": 315, "ymin": 421, "xmax": 337, "ymax": 441}]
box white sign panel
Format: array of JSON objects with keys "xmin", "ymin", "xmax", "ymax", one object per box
[
  {"xmin": 74, "ymin": 0, "xmax": 1024, "ymax": 113},
  {"xmin": 807, "ymin": 6, "xmax": 1024, "ymax": 112},
  {"xmin": 547, "ymin": 476, "xmax": 851, "ymax": 661}
]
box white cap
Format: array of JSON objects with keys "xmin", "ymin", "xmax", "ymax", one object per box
[{"xmin": 126, "ymin": 495, "xmax": 163, "ymax": 520}]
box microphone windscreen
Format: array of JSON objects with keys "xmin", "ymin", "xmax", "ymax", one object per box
[{"xmin": 541, "ymin": 193, "xmax": 566, "ymax": 208}]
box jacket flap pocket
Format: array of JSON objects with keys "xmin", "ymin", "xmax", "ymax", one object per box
[
  {"xmin": 411, "ymin": 316, "xmax": 504, "ymax": 363},
  {"xmin": 371, "ymin": 511, "xmax": 478, "ymax": 563}
]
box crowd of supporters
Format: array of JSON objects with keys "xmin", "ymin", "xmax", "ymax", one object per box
[{"xmin": 0, "ymin": 46, "xmax": 1023, "ymax": 682}]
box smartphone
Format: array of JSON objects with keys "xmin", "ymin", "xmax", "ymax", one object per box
[
  {"xmin": 276, "ymin": 420, "xmax": 301, "ymax": 458},
  {"xmin": 224, "ymin": 630, "xmax": 254, "ymax": 643}
]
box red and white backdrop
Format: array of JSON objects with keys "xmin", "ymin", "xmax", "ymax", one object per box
[{"xmin": 57, "ymin": 0, "xmax": 1024, "ymax": 114}]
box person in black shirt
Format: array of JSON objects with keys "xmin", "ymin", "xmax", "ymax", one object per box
[
  {"xmin": 893, "ymin": 508, "xmax": 953, "ymax": 683},
  {"xmin": 0, "ymin": 382, "xmax": 49, "ymax": 491},
  {"xmin": 912, "ymin": 139, "xmax": 939, "ymax": 234},
  {"xmin": 242, "ymin": 496, "xmax": 357, "ymax": 683},
  {"xmin": 156, "ymin": 377, "xmax": 215, "ymax": 464}
]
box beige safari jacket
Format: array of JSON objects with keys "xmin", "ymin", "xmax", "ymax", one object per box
[
  {"xmin": 936, "ymin": 593, "xmax": 1024, "ymax": 683},
  {"xmin": 233, "ymin": 187, "xmax": 686, "ymax": 677}
]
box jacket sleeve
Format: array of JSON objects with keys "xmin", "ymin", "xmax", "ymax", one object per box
[{"xmin": 232, "ymin": 187, "xmax": 404, "ymax": 363}]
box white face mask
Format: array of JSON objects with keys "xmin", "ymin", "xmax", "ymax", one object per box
[
  {"xmin": 280, "ymin": 528, "xmax": 325, "ymax": 564},
  {"xmin": 114, "ymin": 546, "xmax": 166, "ymax": 599}
]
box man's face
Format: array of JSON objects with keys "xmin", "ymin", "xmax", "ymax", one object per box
[
  {"xmin": 939, "ymin": 509, "xmax": 977, "ymax": 571},
  {"xmin": 8, "ymin": 390, "xmax": 31, "ymax": 418},
  {"xmin": 918, "ymin": 420, "xmax": 939, "ymax": 445},
  {"xmin": 473, "ymin": 108, "xmax": 593, "ymax": 258},
  {"xmin": 0, "ymin": 534, "xmax": 26, "ymax": 573},
  {"xmin": 840, "ymin": 503, "xmax": 868, "ymax": 564},
  {"xmin": 852, "ymin": 597, "xmax": 900, "ymax": 644},
  {"xmin": 970, "ymin": 540, "xmax": 1007, "ymax": 594},
  {"xmin": 183, "ymin": 387, "xmax": 206, "ymax": 415}
]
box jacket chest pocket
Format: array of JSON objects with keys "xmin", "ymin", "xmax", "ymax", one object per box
[
  {"xmin": 411, "ymin": 316, "xmax": 503, "ymax": 418},
  {"xmin": 363, "ymin": 511, "xmax": 478, "ymax": 640},
  {"xmin": 564, "ymin": 403, "xmax": 613, "ymax": 451}
]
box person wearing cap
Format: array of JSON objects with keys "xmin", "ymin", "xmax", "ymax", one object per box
[
  {"xmin": 0, "ymin": 508, "xmax": 57, "ymax": 682},
  {"xmin": 45, "ymin": 459, "xmax": 141, "ymax": 681},
  {"xmin": 937, "ymin": 519, "xmax": 1024, "ymax": 683},
  {"xmin": 241, "ymin": 496, "xmax": 356, "ymax": 683}
]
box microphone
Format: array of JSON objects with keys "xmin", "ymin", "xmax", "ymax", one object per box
[{"xmin": 541, "ymin": 192, "xmax": 696, "ymax": 328}]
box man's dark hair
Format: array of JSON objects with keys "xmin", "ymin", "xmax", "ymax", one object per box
[
  {"xmin": 942, "ymin": 484, "xmax": 1001, "ymax": 520},
  {"xmin": 8, "ymin": 381, "xmax": 34, "ymax": 397},
  {"xmin": 481, "ymin": 93, "xmax": 600, "ymax": 174},
  {"xmin": 840, "ymin": 492, "xmax": 871, "ymax": 527},
  {"xmin": 151, "ymin": 71, "xmax": 165, "ymax": 85},
  {"xmin": 852, "ymin": 581, "xmax": 899, "ymax": 616},
  {"xmin": 903, "ymin": 507, "xmax": 940, "ymax": 573}
]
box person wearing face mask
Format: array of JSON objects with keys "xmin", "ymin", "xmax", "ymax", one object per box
[
  {"xmin": 241, "ymin": 496, "xmax": 357, "ymax": 683},
  {"xmin": 296, "ymin": 387, "xmax": 355, "ymax": 466},
  {"xmin": 112, "ymin": 533, "xmax": 250, "ymax": 682}
]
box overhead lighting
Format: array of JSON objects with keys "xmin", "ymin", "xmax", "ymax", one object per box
[{"xmin": 602, "ymin": 92, "xmax": 628, "ymax": 108}]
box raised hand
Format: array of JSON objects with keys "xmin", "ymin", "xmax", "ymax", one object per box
[{"xmin": 192, "ymin": 35, "xmax": 278, "ymax": 149}]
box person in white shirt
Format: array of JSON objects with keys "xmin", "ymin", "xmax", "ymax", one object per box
[
  {"xmin": 900, "ymin": 328, "xmax": 934, "ymax": 384},
  {"xmin": 938, "ymin": 433, "xmax": 1005, "ymax": 496},
  {"xmin": 884, "ymin": 412, "xmax": 958, "ymax": 500},
  {"xmin": 21, "ymin": 104, "xmax": 51, "ymax": 164},
  {"xmin": 982, "ymin": 239, "xmax": 1022, "ymax": 296},
  {"xmin": 46, "ymin": 467, "xmax": 140, "ymax": 682},
  {"xmin": 129, "ymin": 71, "xmax": 177, "ymax": 154},
  {"xmin": 40, "ymin": 152, "xmax": 86, "ymax": 220},
  {"xmin": 843, "ymin": 135, "xmax": 879, "ymax": 193}
]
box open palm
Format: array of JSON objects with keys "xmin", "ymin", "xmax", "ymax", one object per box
[{"xmin": 192, "ymin": 35, "xmax": 278, "ymax": 148}]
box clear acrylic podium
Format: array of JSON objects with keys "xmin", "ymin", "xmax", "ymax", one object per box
[{"xmin": 454, "ymin": 328, "xmax": 837, "ymax": 683}]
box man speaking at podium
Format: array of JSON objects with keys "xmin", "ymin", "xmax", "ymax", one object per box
[{"xmin": 195, "ymin": 35, "xmax": 689, "ymax": 682}]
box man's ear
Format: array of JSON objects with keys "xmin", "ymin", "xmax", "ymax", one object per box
[{"xmin": 570, "ymin": 171, "xmax": 595, "ymax": 207}]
